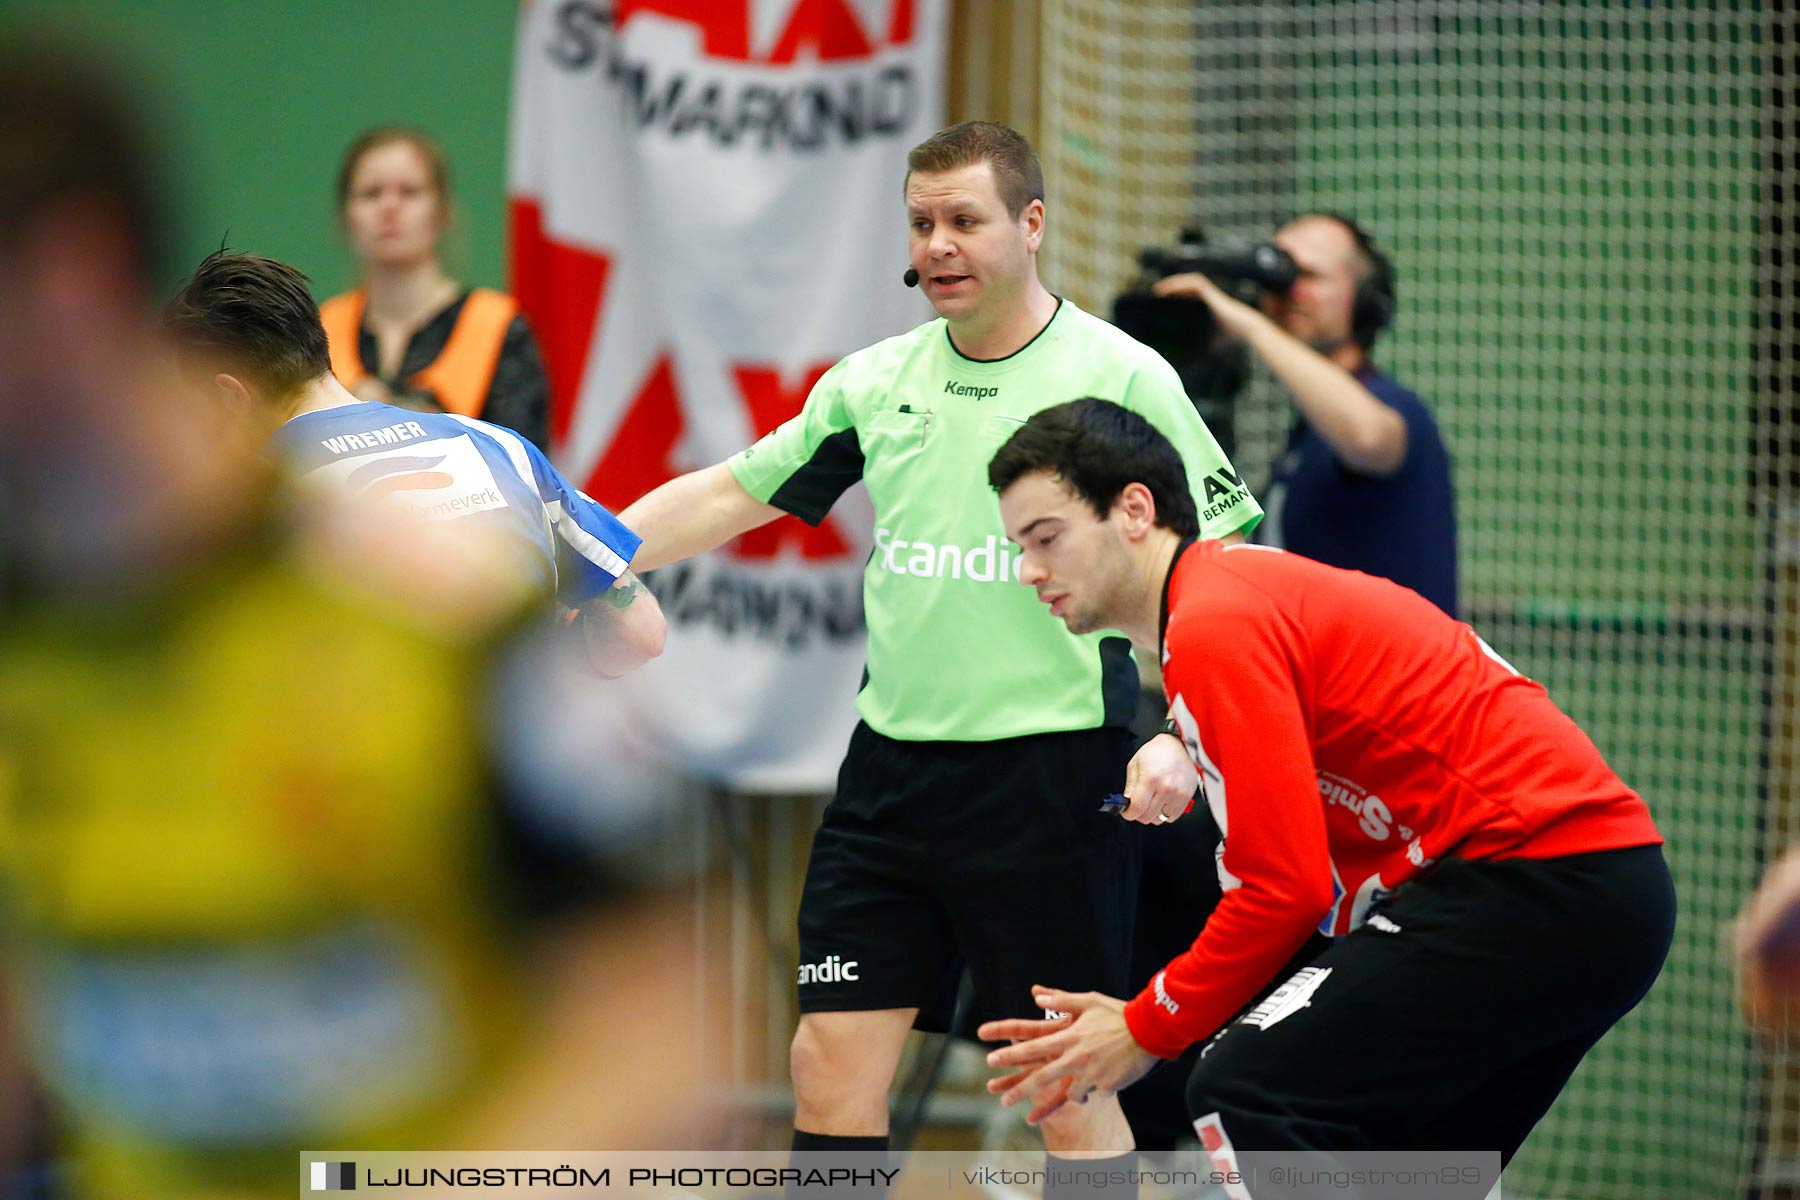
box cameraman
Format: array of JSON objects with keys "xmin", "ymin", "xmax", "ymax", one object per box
[{"xmin": 1154, "ymin": 214, "xmax": 1457, "ymax": 616}]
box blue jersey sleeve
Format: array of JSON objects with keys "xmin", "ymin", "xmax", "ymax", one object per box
[{"xmin": 523, "ymin": 442, "xmax": 642, "ymax": 607}]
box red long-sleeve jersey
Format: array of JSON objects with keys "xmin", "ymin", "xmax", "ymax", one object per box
[{"xmin": 1122, "ymin": 542, "xmax": 1662, "ymax": 1060}]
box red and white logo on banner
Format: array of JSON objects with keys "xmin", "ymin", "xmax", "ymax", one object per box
[{"xmin": 508, "ymin": 0, "xmax": 944, "ymax": 788}]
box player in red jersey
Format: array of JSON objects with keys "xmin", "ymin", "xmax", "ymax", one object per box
[{"xmin": 977, "ymin": 397, "xmax": 1673, "ymax": 1165}]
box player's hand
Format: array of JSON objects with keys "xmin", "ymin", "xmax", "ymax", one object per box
[
  {"xmin": 1121, "ymin": 734, "xmax": 1197, "ymax": 825},
  {"xmin": 1738, "ymin": 846, "xmax": 1800, "ymax": 1033},
  {"xmin": 1152, "ymin": 271, "xmax": 1266, "ymax": 340},
  {"xmin": 978, "ymin": 987, "xmax": 1157, "ymax": 1126}
]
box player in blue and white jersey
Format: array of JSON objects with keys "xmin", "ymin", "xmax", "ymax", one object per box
[{"xmin": 165, "ymin": 250, "xmax": 664, "ymax": 676}]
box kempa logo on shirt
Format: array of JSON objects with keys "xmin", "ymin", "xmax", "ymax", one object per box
[
  {"xmin": 1153, "ymin": 970, "xmax": 1179, "ymax": 1015},
  {"xmin": 1316, "ymin": 771, "xmax": 1394, "ymax": 841},
  {"xmin": 796, "ymin": 955, "xmax": 860, "ymax": 985},
  {"xmin": 874, "ymin": 529, "xmax": 1024, "ymax": 583},
  {"xmin": 943, "ymin": 380, "xmax": 998, "ymax": 400}
]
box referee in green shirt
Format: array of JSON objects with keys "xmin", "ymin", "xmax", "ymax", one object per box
[{"xmin": 620, "ymin": 122, "xmax": 1260, "ymax": 1171}]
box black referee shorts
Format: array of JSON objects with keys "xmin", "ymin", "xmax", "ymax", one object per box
[
  {"xmin": 795, "ymin": 721, "xmax": 1140, "ymax": 1033},
  {"xmin": 1184, "ymin": 843, "xmax": 1675, "ymax": 1164}
]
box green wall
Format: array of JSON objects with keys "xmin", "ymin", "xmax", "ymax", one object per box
[{"xmin": 7, "ymin": 0, "xmax": 518, "ymax": 297}]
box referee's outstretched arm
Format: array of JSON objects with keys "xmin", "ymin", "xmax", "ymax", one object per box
[
  {"xmin": 620, "ymin": 461, "xmax": 787, "ymax": 572},
  {"xmin": 576, "ymin": 569, "xmax": 667, "ymax": 677}
]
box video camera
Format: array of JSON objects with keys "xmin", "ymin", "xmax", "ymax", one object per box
[
  {"xmin": 1134, "ymin": 235, "xmax": 1299, "ymax": 298},
  {"xmin": 1112, "ymin": 228, "xmax": 1298, "ymax": 454}
]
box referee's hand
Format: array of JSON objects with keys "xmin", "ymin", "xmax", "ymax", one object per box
[{"xmin": 1120, "ymin": 733, "xmax": 1198, "ymax": 825}]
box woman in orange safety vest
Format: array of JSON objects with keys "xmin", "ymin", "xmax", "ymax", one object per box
[{"xmin": 320, "ymin": 126, "xmax": 549, "ymax": 450}]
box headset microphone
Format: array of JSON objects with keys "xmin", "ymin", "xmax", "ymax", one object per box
[{"xmin": 903, "ymin": 267, "xmax": 920, "ymax": 288}]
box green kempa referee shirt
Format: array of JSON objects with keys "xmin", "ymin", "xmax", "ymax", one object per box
[{"xmin": 729, "ymin": 300, "xmax": 1261, "ymax": 742}]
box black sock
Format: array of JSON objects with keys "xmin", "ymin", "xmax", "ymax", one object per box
[
  {"xmin": 1044, "ymin": 1150, "xmax": 1138, "ymax": 1200},
  {"xmin": 791, "ymin": 1131, "xmax": 889, "ymax": 1154},
  {"xmin": 789, "ymin": 1131, "xmax": 892, "ymax": 1200}
]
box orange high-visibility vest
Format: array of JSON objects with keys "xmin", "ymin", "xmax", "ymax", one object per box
[{"xmin": 319, "ymin": 287, "xmax": 519, "ymax": 418}]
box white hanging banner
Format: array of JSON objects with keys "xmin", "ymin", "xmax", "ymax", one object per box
[{"xmin": 508, "ymin": 0, "xmax": 944, "ymax": 789}]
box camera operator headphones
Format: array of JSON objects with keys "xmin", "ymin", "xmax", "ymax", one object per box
[{"xmin": 1314, "ymin": 212, "xmax": 1397, "ymax": 350}]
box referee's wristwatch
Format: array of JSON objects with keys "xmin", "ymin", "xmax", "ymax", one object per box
[{"xmin": 1157, "ymin": 717, "xmax": 1182, "ymax": 742}]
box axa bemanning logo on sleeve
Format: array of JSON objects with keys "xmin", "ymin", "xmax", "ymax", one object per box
[{"xmin": 309, "ymin": 1160, "xmax": 357, "ymax": 1191}]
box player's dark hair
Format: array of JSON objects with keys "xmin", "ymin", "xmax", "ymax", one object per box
[
  {"xmin": 165, "ymin": 250, "xmax": 332, "ymax": 402},
  {"xmin": 988, "ymin": 398, "xmax": 1199, "ymax": 538},
  {"xmin": 0, "ymin": 39, "xmax": 167, "ymax": 283},
  {"xmin": 906, "ymin": 121, "xmax": 1044, "ymax": 219}
]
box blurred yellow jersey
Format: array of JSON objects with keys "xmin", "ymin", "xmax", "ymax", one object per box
[{"xmin": 0, "ymin": 524, "xmax": 535, "ymax": 1199}]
